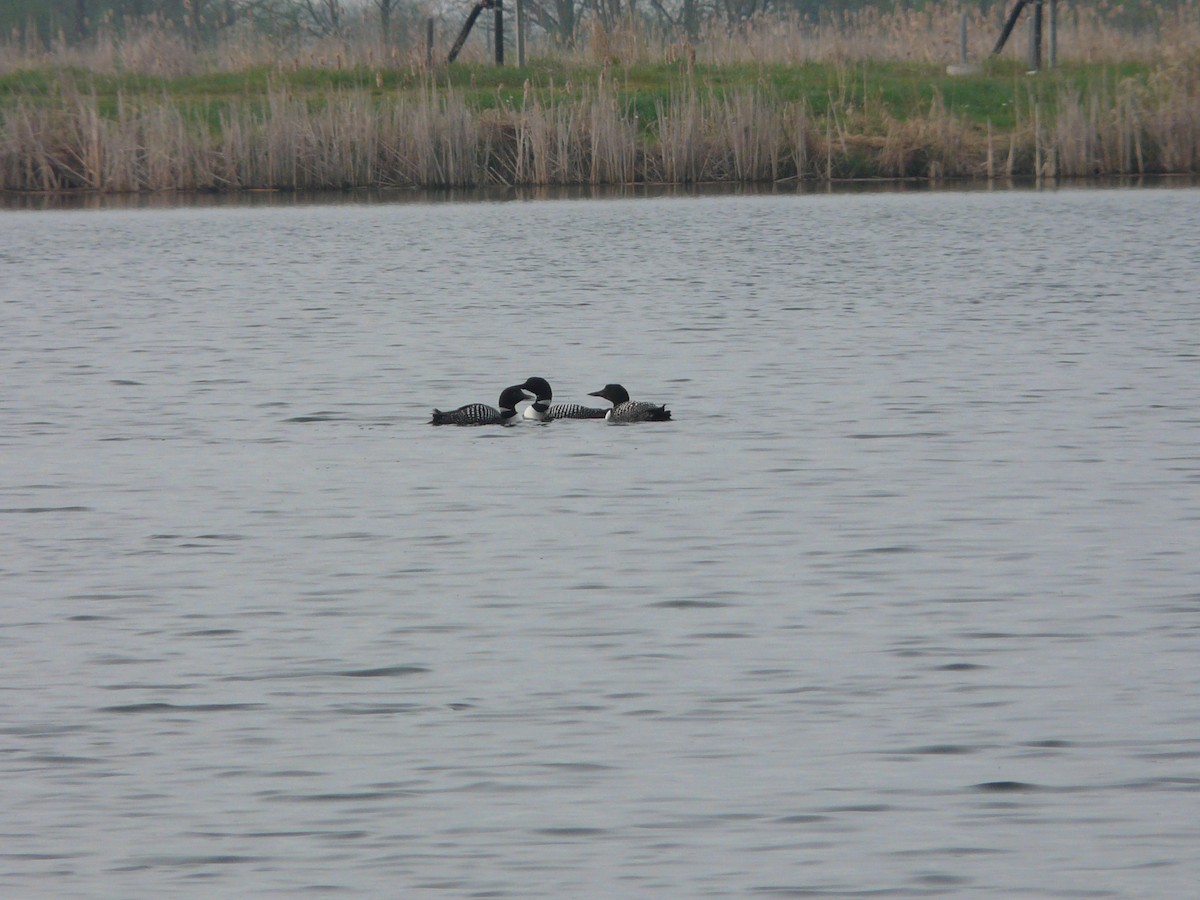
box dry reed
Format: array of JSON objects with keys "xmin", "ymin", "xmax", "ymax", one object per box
[{"xmin": 4, "ymin": 63, "xmax": 1199, "ymax": 193}]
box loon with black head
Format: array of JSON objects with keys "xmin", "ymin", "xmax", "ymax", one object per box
[
  {"xmin": 520, "ymin": 377, "xmax": 607, "ymax": 421},
  {"xmin": 430, "ymin": 385, "xmax": 531, "ymax": 426},
  {"xmin": 587, "ymin": 384, "xmax": 672, "ymax": 423}
]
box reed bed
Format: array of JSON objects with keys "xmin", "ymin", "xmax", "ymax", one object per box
[
  {"xmin": 4, "ymin": 57, "xmax": 1198, "ymax": 193},
  {"xmin": 2, "ymin": 2, "xmax": 1199, "ymax": 192}
]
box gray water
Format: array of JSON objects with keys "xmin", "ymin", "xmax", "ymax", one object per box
[{"xmin": 2, "ymin": 185, "xmax": 1199, "ymax": 898}]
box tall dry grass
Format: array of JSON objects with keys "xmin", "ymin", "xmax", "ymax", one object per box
[
  {"xmin": 1042, "ymin": 63, "xmax": 1200, "ymax": 177},
  {"xmin": 4, "ymin": 60, "xmax": 1198, "ymax": 192}
]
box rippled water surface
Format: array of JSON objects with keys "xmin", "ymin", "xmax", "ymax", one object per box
[{"xmin": 3, "ymin": 186, "xmax": 1199, "ymax": 897}]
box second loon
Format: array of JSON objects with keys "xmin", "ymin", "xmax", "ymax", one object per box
[
  {"xmin": 587, "ymin": 383, "xmax": 672, "ymax": 423},
  {"xmin": 520, "ymin": 377, "xmax": 607, "ymax": 421},
  {"xmin": 430, "ymin": 385, "xmax": 531, "ymax": 426}
]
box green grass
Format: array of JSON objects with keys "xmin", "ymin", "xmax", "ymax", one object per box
[
  {"xmin": 4, "ymin": 56, "xmax": 1184, "ymax": 186},
  {"xmin": 0, "ymin": 58, "xmax": 1161, "ymax": 133}
]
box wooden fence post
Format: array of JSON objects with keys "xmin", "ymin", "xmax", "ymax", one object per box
[
  {"xmin": 516, "ymin": 0, "xmax": 526, "ymax": 66},
  {"xmin": 494, "ymin": 0, "xmax": 504, "ymax": 66},
  {"xmin": 1048, "ymin": 0, "xmax": 1057, "ymax": 68},
  {"xmin": 1028, "ymin": 0, "xmax": 1043, "ymax": 71}
]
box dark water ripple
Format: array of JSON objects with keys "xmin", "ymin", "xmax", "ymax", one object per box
[{"xmin": 2, "ymin": 188, "xmax": 1200, "ymax": 897}]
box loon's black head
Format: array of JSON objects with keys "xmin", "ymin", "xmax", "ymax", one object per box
[
  {"xmin": 499, "ymin": 385, "xmax": 533, "ymax": 411},
  {"xmin": 521, "ymin": 377, "xmax": 552, "ymax": 401},
  {"xmin": 587, "ymin": 383, "xmax": 630, "ymax": 406}
]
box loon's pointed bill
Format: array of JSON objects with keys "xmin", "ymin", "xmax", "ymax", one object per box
[
  {"xmin": 430, "ymin": 385, "xmax": 531, "ymax": 426},
  {"xmin": 521, "ymin": 377, "xmax": 607, "ymax": 421},
  {"xmin": 587, "ymin": 383, "xmax": 672, "ymax": 423}
]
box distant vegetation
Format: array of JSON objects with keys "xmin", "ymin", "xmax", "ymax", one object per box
[
  {"xmin": 0, "ymin": 1, "xmax": 1188, "ymax": 53},
  {"xmin": 1, "ymin": 1, "xmax": 1197, "ymax": 191}
]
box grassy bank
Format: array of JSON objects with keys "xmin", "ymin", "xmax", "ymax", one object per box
[{"xmin": 2, "ymin": 4, "xmax": 1198, "ymax": 192}]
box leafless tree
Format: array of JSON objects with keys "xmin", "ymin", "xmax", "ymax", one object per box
[
  {"xmin": 301, "ymin": 0, "xmax": 342, "ymax": 33},
  {"xmin": 524, "ymin": 0, "xmax": 580, "ymax": 45},
  {"xmin": 375, "ymin": 0, "xmax": 396, "ymax": 45},
  {"xmin": 646, "ymin": 0, "xmax": 702, "ymax": 38}
]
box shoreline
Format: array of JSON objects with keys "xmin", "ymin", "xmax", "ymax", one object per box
[{"xmin": 4, "ymin": 174, "xmax": 1197, "ymax": 211}]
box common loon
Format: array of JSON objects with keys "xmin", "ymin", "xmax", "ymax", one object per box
[
  {"xmin": 430, "ymin": 385, "xmax": 531, "ymax": 426},
  {"xmin": 587, "ymin": 384, "xmax": 672, "ymax": 423},
  {"xmin": 520, "ymin": 377, "xmax": 607, "ymax": 421}
]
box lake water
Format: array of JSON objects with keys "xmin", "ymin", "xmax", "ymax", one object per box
[{"xmin": 2, "ymin": 184, "xmax": 1199, "ymax": 898}]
